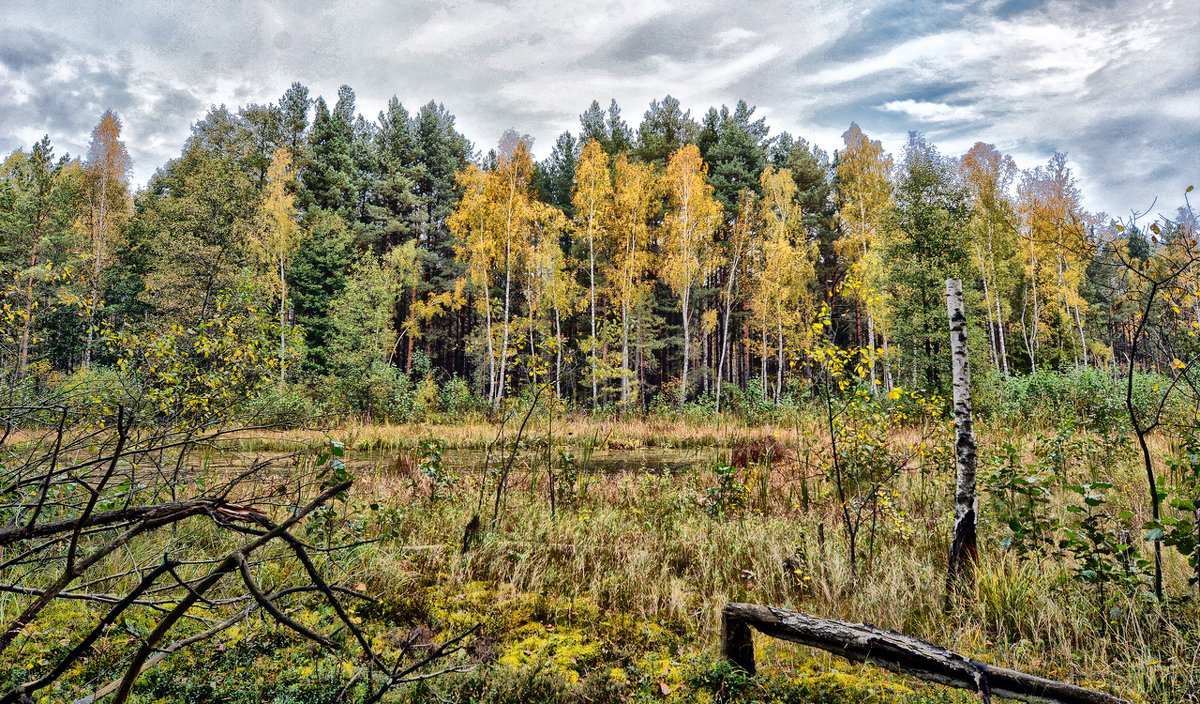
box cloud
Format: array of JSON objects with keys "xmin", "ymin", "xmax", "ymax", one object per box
[
  {"xmin": 0, "ymin": 0, "xmax": 1193, "ymax": 216},
  {"xmin": 880, "ymin": 99, "xmax": 981, "ymax": 124},
  {"xmin": 0, "ymin": 26, "xmax": 64, "ymax": 70}
]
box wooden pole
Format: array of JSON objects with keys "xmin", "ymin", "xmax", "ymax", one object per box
[
  {"xmin": 721, "ymin": 603, "xmax": 1131, "ymax": 704},
  {"xmin": 945, "ymin": 278, "xmax": 978, "ymax": 586}
]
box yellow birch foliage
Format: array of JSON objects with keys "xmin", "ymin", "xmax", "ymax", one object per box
[{"xmin": 662, "ymin": 144, "xmax": 721, "ymax": 403}]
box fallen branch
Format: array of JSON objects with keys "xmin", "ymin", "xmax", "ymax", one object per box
[{"xmin": 721, "ymin": 603, "xmax": 1129, "ymax": 704}]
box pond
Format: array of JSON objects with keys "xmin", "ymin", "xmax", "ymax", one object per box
[{"xmin": 349, "ymin": 445, "xmax": 723, "ymax": 475}]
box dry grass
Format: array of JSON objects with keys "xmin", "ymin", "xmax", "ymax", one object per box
[
  {"xmin": 13, "ymin": 414, "xmax": 1196, "ymax": 702},
  {"xmin": 330, "ymin": 416, "xmax": 1199, "ymax": 702}
]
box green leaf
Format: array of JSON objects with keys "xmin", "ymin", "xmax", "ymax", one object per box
[{"xmin": 1144, "ymin": 528, "xmax": 1166, "ymax": 542}]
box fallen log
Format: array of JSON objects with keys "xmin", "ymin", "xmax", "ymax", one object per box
[{"xmin": 721, "ymin": 603, "xmax": 1129, "ymax": 704}]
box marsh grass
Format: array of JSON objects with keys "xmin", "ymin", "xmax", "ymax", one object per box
[
  {"xmin": 5, "ymin": 416, "xmax": 1198, "ymax": 703},
  {"xmin": 325, "ymin": 416, "xmax": 1196, "ymax": 701}
]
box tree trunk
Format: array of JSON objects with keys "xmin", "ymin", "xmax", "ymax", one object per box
[
  {"xmin": 279, "ymin": 249, "xmax": 287, "ymax": 391},
  {"xmin": 679, "ymin": 287, "xmax": 690, "ymax": 407},
  {"xmin": 946, "ymin": 279, "xmax": 978, "ymax": 588},
  {"xmin": 721, "ymin": 603, "xmax": 1131, "ymax": 704}
]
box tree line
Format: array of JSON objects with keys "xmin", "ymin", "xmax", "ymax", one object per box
[{"xmin": 2, "ymin": 82, "xmax": 1195, "ymax": 415}]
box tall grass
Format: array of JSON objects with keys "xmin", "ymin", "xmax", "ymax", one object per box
[{"xmin": 6, "ymin": 410, "xmax": 1198, "ymax": 702}]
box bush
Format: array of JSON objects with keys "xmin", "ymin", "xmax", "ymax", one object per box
[
  {"xmin": 246, "ymin": 385, "xmax": 319, "ymax": 427},
  {"xmin": 439, "ymin": 375, "xmax": 477, "ymax": 418},
  {"xmin": 975, "ymin": 367, "xmax": 1182, "ymax": 430}
]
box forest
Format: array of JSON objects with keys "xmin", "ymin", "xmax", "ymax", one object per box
[
  {"xmin": 1, "ymin": 82, "xmax": 1198, "ymax": 703},
  {"xmin": 7, "ymin": 83, "xmax": 1196, "ymax": 414}
]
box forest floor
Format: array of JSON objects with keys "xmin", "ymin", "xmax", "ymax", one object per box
[{"xmin": 8, "ymin": 417, "xmax": 1198, "ymax": 703}]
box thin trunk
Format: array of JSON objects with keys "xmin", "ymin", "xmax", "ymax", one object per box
[
  {"xmin": 279, "ymin": 248, "xmax": 287, "ymax": 391},
  {"xmin": 996, "ymin": 292, "xmax": 1010, "ymax": 376},
  {"xmin": 680, "ymin": 286, "xmax": 690, "ymax": 407},
  {"xmin": 484, "ymin": 284, "xmax": 495, "ymax": 402},
  {"xmin": 84, "ymin": 177, "xmax": 106, "ymax": 369},
  {"xmin": 588, "ymin": 201, "xmax": 598, "ymax": 408},
  {"xmin": 406, "ymin": 285, "xmax": 417, "ymax": 371},
  {"xmin": 1074, "ymin": 304, "xmax": 1088, "ymax": 367},
  {"xmin": 1029, "ymin": 234, "xmax": 1040, "ymax": 366},
  {"xmin": 554, "ymin": 302, "xmax": 563, "ymax": 399},
  {"xmin": 775, "ymin": 305, "xmax": 784, "ymax": 403},
  {"xmin": 866, "ymin": 308, "xmax": 877, "ymax": 394},
  {"xmin": 988, "ymin": 236, "xmax": 1010, "ymax": 376},
  {"xmin": 1127, "ymin": 282, "xmax": 1164, "ymax": 601},
  {"xmin": 620, "ymin": 301, "xmax": 630, "ymax": 408},
  {"xmin": 497, "ymin": 200, "xmax": 514, "ymax": 406},
  {"xmin": 18, "ymin": 241, "xmax": 38, "ymax": 379},
  {"xmin": 528, "ymin": 310, "xmax": 537, "ymax": 388},
  {"xmin": 760, "ymin": 309, "xmax": 768, "ymax": 399},
  {"xmin": 1020, "ymin": 283, "xmax": 1036, "ymax": 373},
  {"xmin": 882, "ymin": 330, "xmax": 893, "ymax": 390},
  {"xmin": 977, "ymin": 244, "xmax": 999, "ymax": 372}
]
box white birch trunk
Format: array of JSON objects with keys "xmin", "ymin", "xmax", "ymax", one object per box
[{"xmin": 946, "ymin": 279, "xmax": 978, "ymax": 585}]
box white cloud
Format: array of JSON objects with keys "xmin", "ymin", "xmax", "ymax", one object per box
[{"xmin": 879, "ymin": 99, "xmax": 980, "ymax": 123}]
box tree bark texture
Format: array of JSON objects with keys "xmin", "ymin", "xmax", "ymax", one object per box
[
  {"xmin": 946, "ymin": 278, "xmax": 978, "ymax": 585},
  {"xmin": 721, "ymin": 603, "xmax": 1130, "ymax": 704}
]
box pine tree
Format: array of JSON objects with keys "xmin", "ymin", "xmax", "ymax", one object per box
[
  {"xmin": 635, "ymin": 96, "xmax": 699, "ymax": 167},
  {"xmin": 300, "ymin": 92, "xmax": 357, "ymax": 215},
  {"xmin": 287, "ymin": 208, "xmax": 352, "ymax": 375},
  {"xmin": 0, "ymin": 138, "xmax": 81, "ymax": 378},
  {"xmin": 887, "ymin": 133, "xmax": 970, "ymax": 390},
  {"xmin": 698, "ymin": 101, "xmax": 768, "ymax": 215},
  {"xmin": 540, "ymin": 131, "xmax": 578, "ymax": 215},
  {"xmin": 278, "ymin": 82, "xmax": 312, "ymax": 157}
]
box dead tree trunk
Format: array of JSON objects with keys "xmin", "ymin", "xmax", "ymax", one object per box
[
  {"xmin": 721, "ymin": 603, "xmax": 1130, "ymax": 704},
  {"xmin": 945, "ymin": 278, "xmax": 978, "ymax": 587}
]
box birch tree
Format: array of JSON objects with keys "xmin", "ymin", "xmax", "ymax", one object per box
[
  {"xmin": 607, "ymin": 154, "xmax": 659, "ymax": 408},
  {"xmin": 662, "ymin": 144, "xmax": 721, "ymax": 406},
  {"xmin": 960, "ymin": 143, "xmax": 1019, "ymax": 376},
  {"xmin": 572, "ymin": 139, "xmax": 613, "ymax": 406},
  {"xmin": 251, "ymin": 149, "xmax": 302, "ymax": 389},
  {"xmin": 753, "ymin": 166, "xmax": 814, "ymax": 402},
  {"xmin": 81, "ymin": 111, "xmax": 132, "ymax": 367},
  {"xmin": 835, "ymin": 123, "xmax": 893, "ymax": 391}
]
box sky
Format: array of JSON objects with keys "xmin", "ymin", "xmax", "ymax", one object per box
[{"xmin": 1, "ymin": 0, "xmax": 1197, "ymax": 218}]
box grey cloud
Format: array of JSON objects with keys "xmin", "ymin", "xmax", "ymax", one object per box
[
  {"xmin": 0, "ymin": 26, "xmax": 64, "ymax": 70},
  {"xmin": 587, "ymin": 13, "xmax": 719, "ymax": 68}
]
